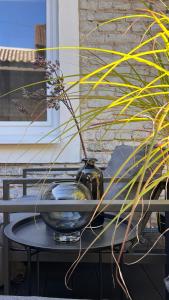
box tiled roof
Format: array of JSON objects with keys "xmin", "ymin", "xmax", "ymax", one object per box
[{"xmin": 0, "ymin": 47, "xmax": 36, "ymax": 63}]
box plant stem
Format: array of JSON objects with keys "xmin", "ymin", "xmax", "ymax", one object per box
[{"xmin": 63, "ymin": 90, "xmax": 87, "ymax": 159}]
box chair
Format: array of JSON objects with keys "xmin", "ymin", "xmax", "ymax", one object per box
[{"xmin": 103, "ymin": 144, "xmax": 164, "ymax": 232}]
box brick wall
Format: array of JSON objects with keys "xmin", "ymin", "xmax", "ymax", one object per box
[{"xmin": 79, "ymin": 0, "xmax": 167, "ymax": 163}]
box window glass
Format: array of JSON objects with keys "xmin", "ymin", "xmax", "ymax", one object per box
[{"xmin": 0, "ymin": 0, "xmax": 46, "ymax": 121}]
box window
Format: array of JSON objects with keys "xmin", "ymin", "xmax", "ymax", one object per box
[
  {"xmin": 0, "ymin": 0, "xmax": 46, "ymax": 121},
  {"xmin": 0, "ymin": 0, "xmax": 80, "ymax": 163},
  {"xmin": 0, "ymin": 0, "xmax": 59, "ymax": 143}
]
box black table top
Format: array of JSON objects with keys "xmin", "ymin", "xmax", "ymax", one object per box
[{"xmin": 4, "ymin": 214, "xmax": 136, "ymax": 251}]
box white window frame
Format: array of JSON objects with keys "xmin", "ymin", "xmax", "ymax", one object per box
[{"xmin": 0, "ymin": 0, "xmax": 80, "ymax": 155}]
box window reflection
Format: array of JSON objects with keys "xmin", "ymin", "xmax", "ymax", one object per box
[{"xmin": 0, "ymin": 0, "xmax": 47, "ymax": 121}]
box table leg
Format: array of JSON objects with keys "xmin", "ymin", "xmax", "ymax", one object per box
[
  {"xmin": 3, "ymin": 234, "xmax": 10, "ymax": 294},
  {"xmin": 3, "ymin": 212, "xmax": 10, "ymax": 295},
  {"xmin": 26, "ymin": 247, "xmax": 32, "ymax": 296},
  {"xmin": 119, "ymin": 260, "xmax": 124, "ymax": 300},
  {"xmin": 99, "ymin": 250, "xmax": 103, "ymax": 300},
  {"xmin": 36, "ymin": 251, "xmax": 40, "ymax": 296}
]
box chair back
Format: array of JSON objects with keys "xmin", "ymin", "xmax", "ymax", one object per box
[{"xmin": 103, "ymin": 144, "xmax": 164, "ymax": 233}]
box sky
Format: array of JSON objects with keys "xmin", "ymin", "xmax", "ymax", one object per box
[{"xmin": 0, "ymin": 0, "xmax": 46, "ymax": 48}]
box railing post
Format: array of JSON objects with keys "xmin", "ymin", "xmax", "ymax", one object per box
[
  {"xmin": 165, "ymin": 180, "xmax": 169, "ymax": 299},
  {"xmin": 23, "ymin": 169, "xmax": 27, "ymax": 196}
]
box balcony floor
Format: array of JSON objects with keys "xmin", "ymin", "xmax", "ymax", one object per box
[{"xmin": 0, "ymin": 261, "xmax": 165, "ymax": 300}]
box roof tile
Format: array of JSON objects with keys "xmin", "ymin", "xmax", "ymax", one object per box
[{"xmin": 0, "ymin": 47, "xmax": 36, "ymax": 63}]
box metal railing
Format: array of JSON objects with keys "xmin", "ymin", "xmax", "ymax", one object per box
[
  {"xmin": 22, "ymin": 167, "xmax": 106, "ymax": 195},
  {"xmin": 1, "ymin": 176, "xmax": 168, "ymax": 295}
]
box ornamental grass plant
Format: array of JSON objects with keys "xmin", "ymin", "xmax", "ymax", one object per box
[{"xmin": 44, "ymin": 7, "xmax": 169, "ymax": 298}]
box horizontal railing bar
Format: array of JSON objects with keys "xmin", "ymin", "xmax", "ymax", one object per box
[
  {"xmin": 0, "ymin": 200, "xmax": 168, "ymax": 212},
  {"xmin": 23, "ymin": 167, "xmax": 105, "ymax": 173},
  {"xmin": 3, "ymin": 178, "xmax": 75, "ymax": 184},
  {"xmin": 2, "ymin": 177, "xmax": 150, "ymax": 185},
  {"xmin": 10, "ymin": 251, "xmax": 167, "ymax": 264},
  {"xmin": 23, "ymin": 167, "xmax": 80, "ymax": 173}
]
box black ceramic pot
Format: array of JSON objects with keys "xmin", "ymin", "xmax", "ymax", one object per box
[
  {"xmin": 76, "ymin": 158, "xmax": 104, "ymax": 227},
  {"xmin": 41, "ymin": 182, "xmax": 92, "ymax": 242}
]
